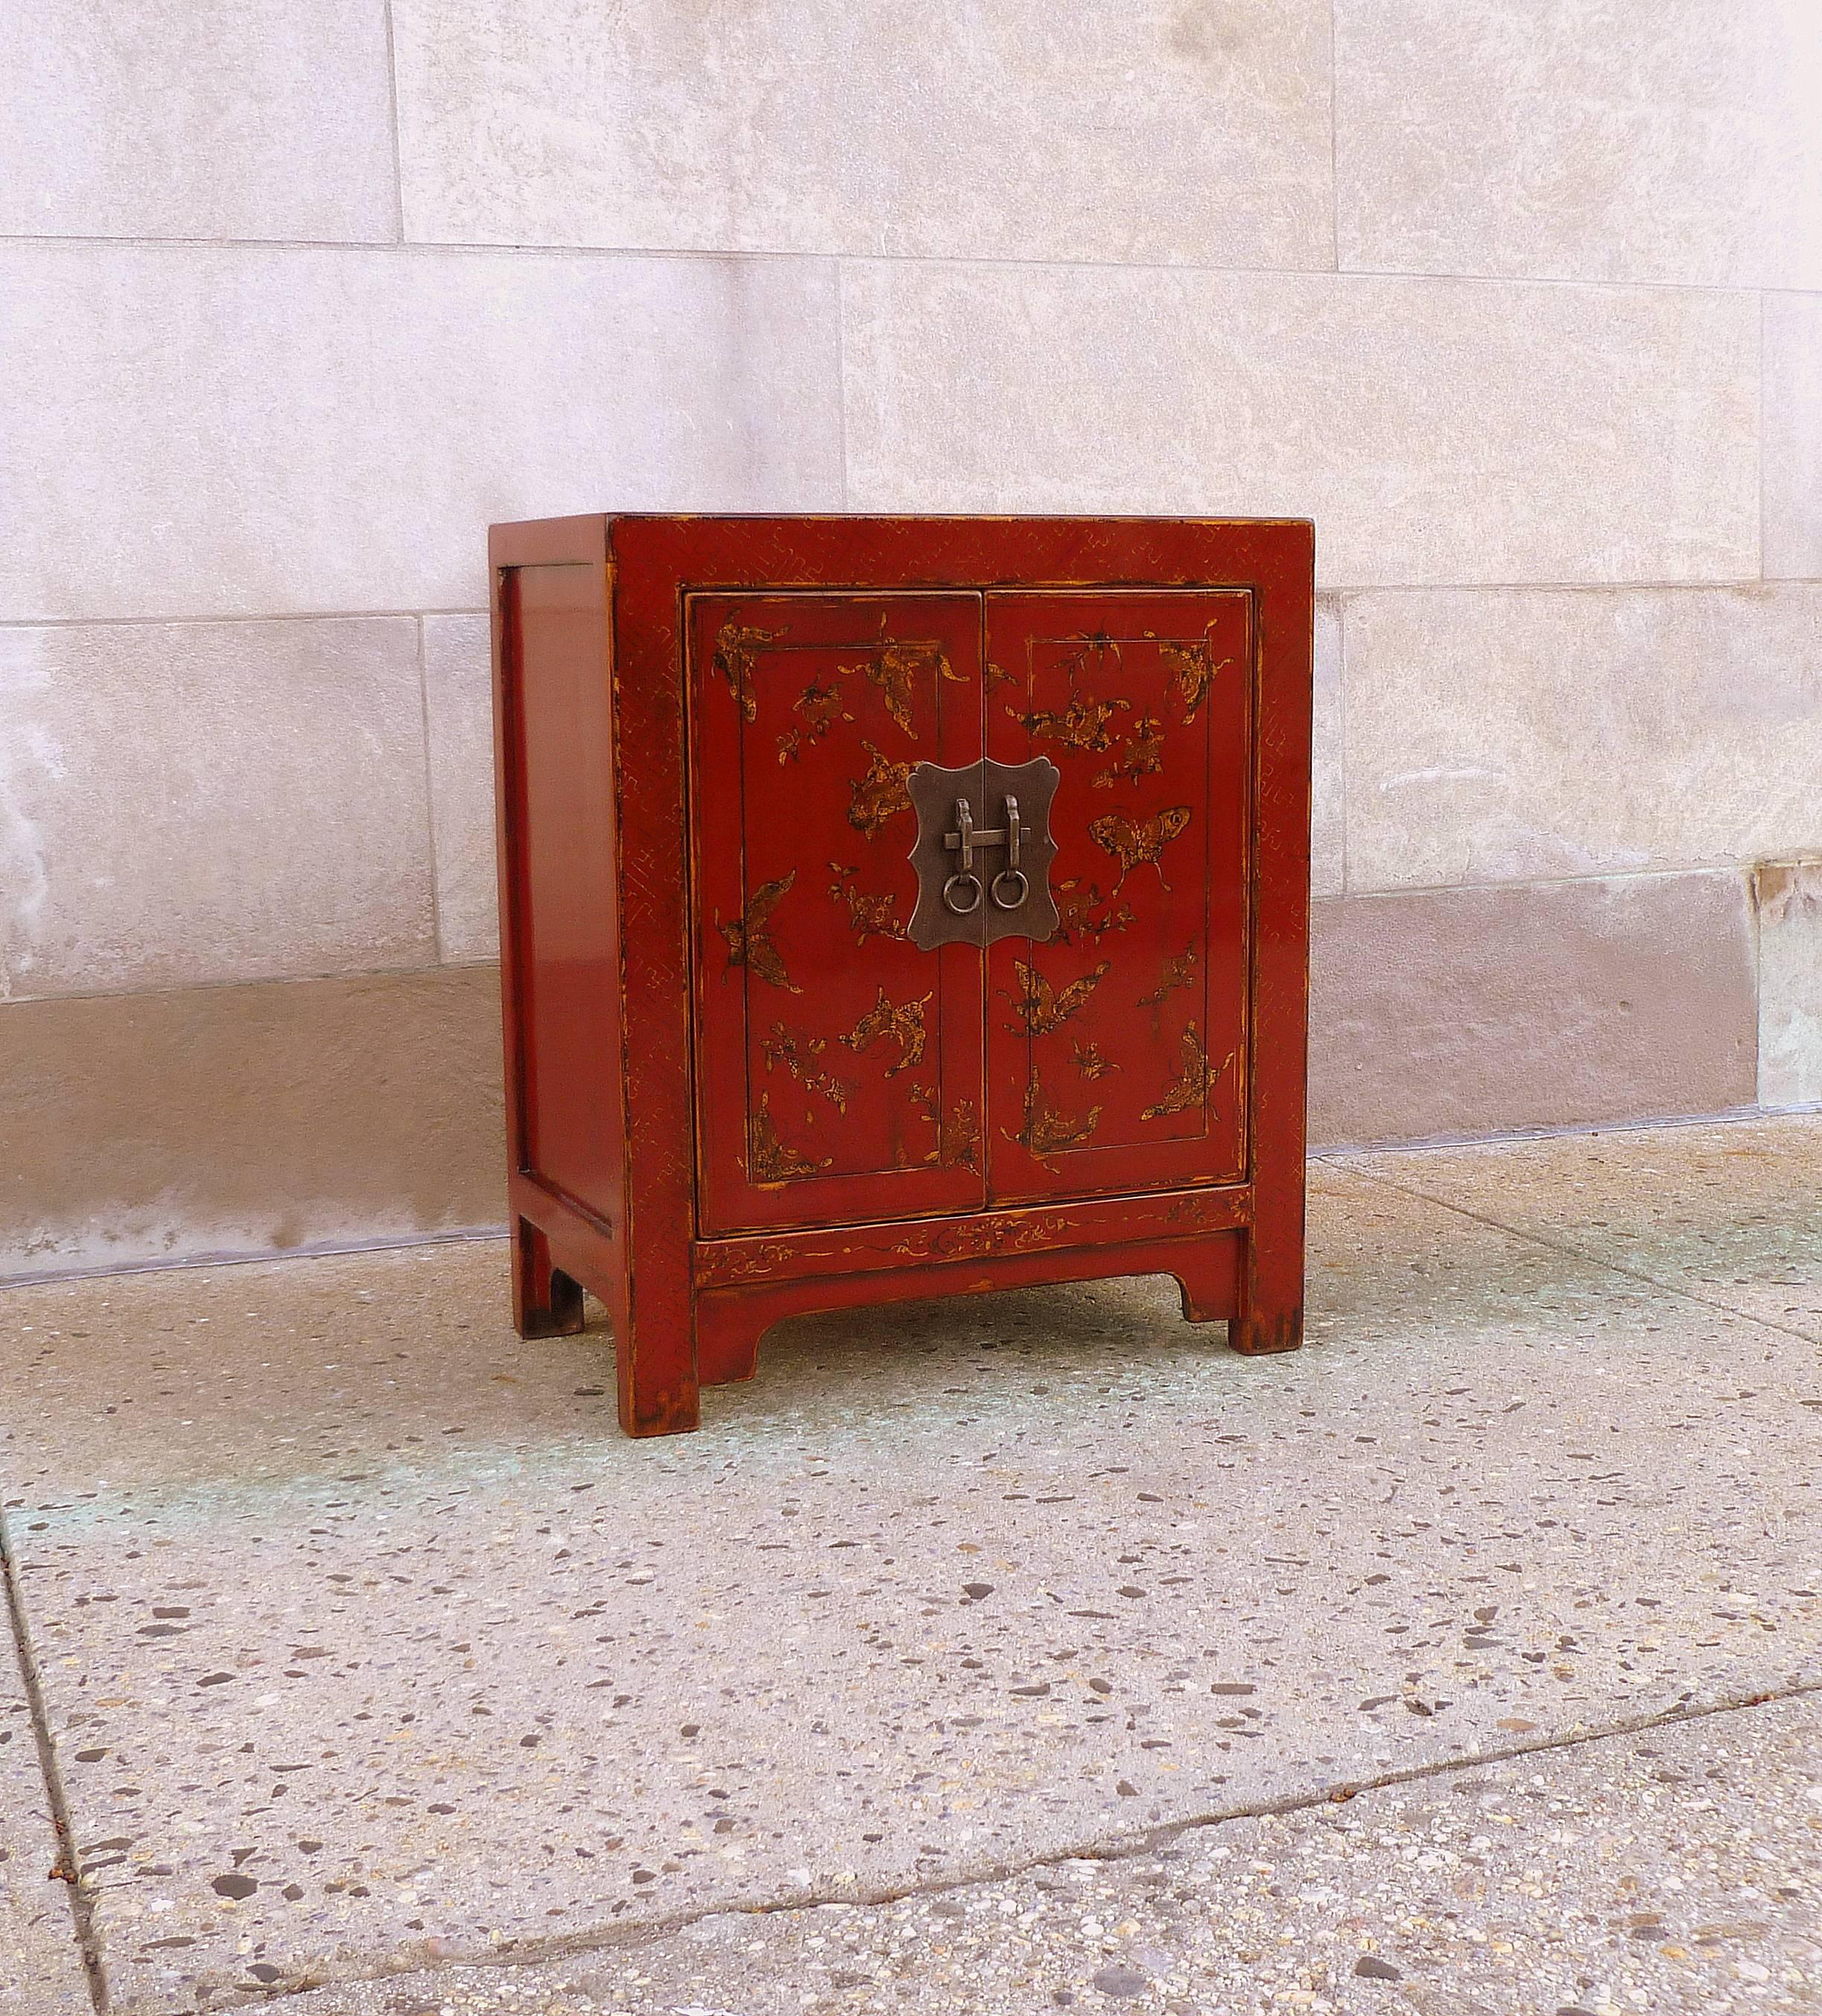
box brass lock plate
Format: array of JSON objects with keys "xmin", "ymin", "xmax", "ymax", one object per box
[{"xmin": 907, "ymin": 757, "xmax": 1061, "ymax": 950}]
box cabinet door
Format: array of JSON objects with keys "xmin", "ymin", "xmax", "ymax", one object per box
[
  {"xmin": 983, "ymin": 591, "xmax": 1251, "ymax": 1204},
  {"xmin": 690, "ymin": 594, "xmax": 987, "ymax": 1234}
]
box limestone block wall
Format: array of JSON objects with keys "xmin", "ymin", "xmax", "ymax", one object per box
[{"xmin": 3, "ymin": 0, "xmax": 1818, "ymax": 1277}]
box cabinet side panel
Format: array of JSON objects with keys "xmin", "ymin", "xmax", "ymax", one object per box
[
  {"xmin": 1241, "ymin": 523, "xmax": 1315, "ymax": 1346},
  {"xmin": 495, "ymin": 560, "xmax": 624, "ymax": 1230}
]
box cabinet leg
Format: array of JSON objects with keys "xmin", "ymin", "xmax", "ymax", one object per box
[
  {"xmin": 1225, "ymin": 1219, "xmax": 1304, "ymax": 1355},
  {"xmin": 512, "ymin": 1217, "xmax": 585, "ymax": 1340},
  {"xmin": 610, "ymin": 1267, "xmax": 702, "ymax": 1439},
  {"xmin": 1228, "ymin": 1306, "xmax": 1303, "ymax": 1355},
  {"xmin": 618, "ymin": 1336, "xmax": 702, "ymax": 1437}
]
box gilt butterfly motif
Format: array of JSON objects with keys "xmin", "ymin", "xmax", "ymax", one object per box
[
  {"xmin": 1089, "ymin": 806, "xmax": 1193, "ymax": 894},
  {"xmin": 1158, "ymin": 635, "xmax": 1232, "ymax": 724},
  {"xmin": 841, "ymin": 988, "xmax": 932, "ymax": 1078},
  {"xmin": 1008, "ymin": 1070, "xmax": 1103, "ymax": 1161},
  {"xmin": 1140, "ymin": 1023, "xmax": 1234, "ymax": 1121},
  {"xmin": 1004, "ymin": 958, "xmax": 1111, "ymax": 1037},
  {"xmin": 849, "ymin": 638, "xmax": 962, "ymax": 738},
  {"xmin": 718, "ymin": 870, "xmax": 799, "ymax": 993}
]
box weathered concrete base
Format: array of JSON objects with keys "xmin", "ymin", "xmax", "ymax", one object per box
[
  {"xmin": 3, "ymin": 859, "xmax": 1799, "ymax": 1285},
  {"xmin": 0, "ymin": 965, "xmax": 506, "ymax": 1279}
]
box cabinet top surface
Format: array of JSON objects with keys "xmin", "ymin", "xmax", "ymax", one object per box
[
  {"xmin": 494, "ymin": 510, "xmax": 1313, "ymax": 532},
  {"xmin": 489, "ymin": 514, "xmax": 1315, "ymax": 586}
]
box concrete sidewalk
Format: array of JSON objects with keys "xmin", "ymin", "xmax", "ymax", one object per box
[{"xmin": 1, "ymin": 1116, "xmax": 1817, "ymax": 2015}]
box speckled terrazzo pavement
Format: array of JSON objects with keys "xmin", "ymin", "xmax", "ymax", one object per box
[
  {"xmin": 250, "ymin": 1691, "xmax": 1822, "ymax": 2016},
  {"xmin": 0, "ymin": 1116, "xmax": 1816, "ymax": 2013}
]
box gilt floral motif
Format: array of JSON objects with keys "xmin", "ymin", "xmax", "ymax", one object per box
[
  {"xmin": 776, "ymin": 676, "xmax": 854, "ymax": 763},
  {"xmin": 713, "ymin": 620, "xmax": 782, "ymax": 722},
  {"xmin": 848, "ymin": 741, "xmax": 916, "ymax": 838},
  {"xmin": 1007, "ymin": 690, "xmax": 1131, "ymax": 754},
  {"xmin": 889, "ymin": 1213, "xmax": 1069, "ymax": 1262},
  {"xmin": 1072, "ymin": 1037, "xmax": 1120, "ymax": 1081},
  {"xmin": 1138, "ymin": 947, "xmax": 1198, "ymax": 1008},
  {"xmin": 746, "ymin": 1093, "xmax": 832, "ymax": 1183},
  {"xmin": 1093, "ymin": 713, "xmax": 1166, "ymax": 790},
  {"xmin": 1058, "ymin": 632, "xmax": 1124, "ymax": 683},
  {"xmin": 945, "ymin": 1099, "xmax": 982, "ymax": 1171},
  {"xmin": 1054, "ymin": 877, "xmax": 1136, "ymax": 944},
  {"xmin": 761, "ymin": 1023, "xmax": 852, "ymax": 1113},
  {"xmin": 827, "ymin": 862, "xmax": 907, "ymax": 943}
]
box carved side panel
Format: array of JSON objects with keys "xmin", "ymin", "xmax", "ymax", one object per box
[
  {"xmin": 689, "ymin": 594, "xmax": 988, "ymax": 1235},
  {"xmin": 983, "ymin": 591, "xmax": 1252, "ymax": 1203}
]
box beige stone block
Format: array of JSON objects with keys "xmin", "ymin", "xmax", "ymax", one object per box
[
  {"xmin": 0, "ymin": 245, "xmax": 842, "ymax": 622},
  {"xmin": 0, "ymin": 619, "xmax": 434, "ymax": 999},
  {"xmin": 1755, "ymin": 858, "xmax": 1822, "ymax": 1107},
  {"xmin": 1764, "ymin": 292, "xmax": 1822, "ymax": 580},
  {"xmin": 0, "ymin": 967, "xmax": 506, "ymax": 1279},
  {"xmin": 0, "ymin": 0, "xmax": 397, "ymax": 243},
  {"xmin": 392, "ymin": 0, "xmax": 1335, "ymax": 267},
  {"xmin": 423, "ymin": 614, "xmax": 499, "ymax": 963},
  {"xmin": 1308, "ymin": 873, "xmax": 1757, "ymax": 1148},
  {"xmin": 840, "ymin": 264, "xmax": 1758, "ymax": 590},
  {"xmin": 1342, "ymin": 587, "xmax": 1822, "ymax": 892},
  {"xmin": 1310, "ymin": 596, "xmax": 1345, "ymax": 897},
  {"xmin": 1336, "ymin": 0, "xmax": 1822, "ymax": 287}
]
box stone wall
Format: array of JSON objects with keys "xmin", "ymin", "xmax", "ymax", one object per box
[{"xmin": 4, "ymin": 0, "xmax": 1818, "ymax": 1276}]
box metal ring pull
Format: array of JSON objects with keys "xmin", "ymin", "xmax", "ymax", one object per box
[
  {"xmin": 991, "ymin": 792, "xmax": 1026, "ymax": 909},
  {"xmin": 943, "ymin": 871, "xmax": 983, "ymax": 914}
]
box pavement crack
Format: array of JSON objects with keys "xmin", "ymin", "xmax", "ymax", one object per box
[
  {"xmin": 0, "ymin": 1495, "xmax": 112, "ymax": 2014},
  {"xmin": 238, "ymin": 1680, "xmax": 1822, "ymax": 2008},
  {"xmin": 1320, "ymin": 1153, "xmax": 1822, "ymax": 1351}
]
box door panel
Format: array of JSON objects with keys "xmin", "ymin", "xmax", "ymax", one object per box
[
  {"xmin": 983, "ymin": 591, "xmax": 1251, "ymax": 1203},
  {"xmin": 690, "ymin": 594, "xmax": 987, "ymax": 1234}
]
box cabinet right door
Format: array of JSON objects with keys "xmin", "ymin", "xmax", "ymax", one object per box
[{"xmin": 984, "ymin": 590, "xmax": 1253, "ymax": 1205}]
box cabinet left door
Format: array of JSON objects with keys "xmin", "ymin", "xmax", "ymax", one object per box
[{"xmin": 689, "ymin": 594, "xmax": 988, "ymax": 1235}]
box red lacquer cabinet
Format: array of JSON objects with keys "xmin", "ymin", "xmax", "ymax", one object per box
[{"xmin": 490, "ymin": 517, "xmax": 1313, "ymax": 1437}]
